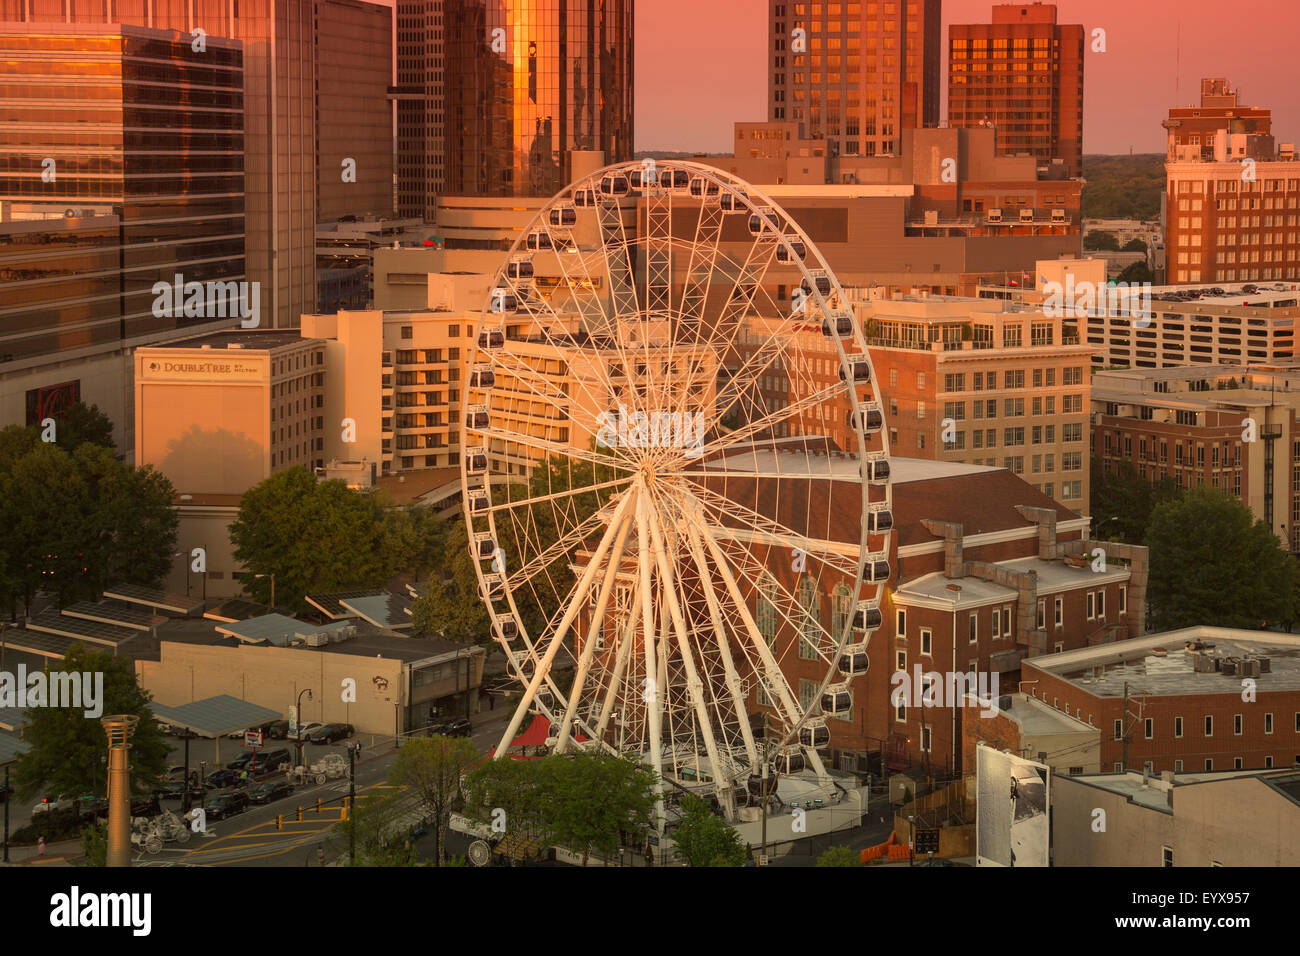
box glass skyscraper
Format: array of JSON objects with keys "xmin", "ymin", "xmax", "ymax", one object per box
[
  {"xmin": 0, "ymin": 24, "xmax": 245, "ymax": 364},
  {"xmin": 395, "ymin": 0, "xmax": 634, "ymax": 216}
]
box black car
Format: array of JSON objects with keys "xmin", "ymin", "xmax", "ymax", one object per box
[
  {"xmin": 430, "ymin": 718, "xmax": 472, "ymax": 738},
  {"xmin": 255, "ymin": 748, "xmax": 293, "ymax": 774},
  {"xmin": 205, "ymin": 769, "xmax": 241, "ymax": 789},
  {"xmin": 227, "ymin": 750, "xmax": 259, "ymax": 771},
  {"xmin": 206, "ymin": 791, "xmax": 250, "ymax": 820},
  {"xmin": 308, "ymin": 723, "xmax": 355, "ymax": 745},
  {"xmin": 248, "ymin": 781, "xmax": 294, "ymax": 805},
  {"xmin": 266, "ymin": 719, "xmax": 291, "ymax": 740},
  {"xmin": 155, "ymin": 779, "xmax": 205, "ymax": 802}
]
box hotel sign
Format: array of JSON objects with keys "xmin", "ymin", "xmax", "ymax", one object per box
[{"xmin": 143, "ymin": 357, "xmax": 262, "ymax": 382}]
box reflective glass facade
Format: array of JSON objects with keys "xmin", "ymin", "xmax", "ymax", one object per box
[
  {"xmin": 0, "ymin": 26, "xmax": 245, "ymax": 363},
  {"xmin": 396, "ymin": 0, "xmax": 633, "ymax": 215}
]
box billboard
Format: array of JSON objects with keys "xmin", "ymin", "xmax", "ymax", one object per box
[{"xmin": 976, "ymin": 745, "xmax": 1050, "ymax": 867}]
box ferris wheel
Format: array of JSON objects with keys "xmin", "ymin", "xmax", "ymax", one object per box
[{"xmin": 460, "ymin": 159, "xmax": 893, "ymax": 824}]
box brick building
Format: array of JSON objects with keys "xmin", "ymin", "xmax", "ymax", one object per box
[
  {"xmin": 1021, "ymin": 627, "xmax": 1300, "ymax": 774},
  {"xmin": 723, "ymin": 455, "xmax": 1147, "ymax": 777},
  {"xmin": 1163, "ymin": 78, "xmax": 1272, "ymax": 164},
  {"xmin": 948, "ymin": 2, "xmax": 1085, "ymax": 178},
  {"xmin": 1091, "ymin": 363, "xmax": 1300, "ymax": 549}
]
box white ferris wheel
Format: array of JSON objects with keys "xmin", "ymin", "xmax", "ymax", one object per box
[{"xmin": 460, "ymin": 159, "xmax": 893, "ymax": 826}]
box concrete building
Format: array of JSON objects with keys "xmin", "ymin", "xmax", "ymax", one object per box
[
  {"xmin": 1023, "ymin": 627, "xmax": 1300, "ymax": 775},
  {"xmin": 394, "ymin": 0, "xmax": 634, "ymax": 218},
  {"xmin": 1051, "ymin": 766, "xmax": 1300, "ymax": 866},
  {"xmin": 736, "ymin": 292, "xmax": 1094, "ymax": 512},
  {"xmin": 0, "ymin": 23, "xmax": 246, "ymax": 452},
  {"xmin": 948, "ymin": 2, "xmax": 1084, "ymax": 178},
  {"xmin": 1163, "ymin": 77, "xmax": 1272, "ymax": 164},
  {"xmin": 767, "ymin": 0, "xmax": 942, "ymax": 159},
  {"xmin": 316, "ymin": 216, "xmax": 427, "ymax": 313},
  {"xmin": 135, "ymin": 330, "xmax": 327, "ymax": 496},
  {"xmin": 1091, "ymin": 362, "xmax": 1300, "ymax": 550},
  {"xmin": 136, "ymin": 624, "xmax": 486, "ymax": 736}
]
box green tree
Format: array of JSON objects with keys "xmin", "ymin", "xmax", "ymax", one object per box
[
  {"xmin": 1145, "ymin": 485, "xmax": 1298, "ymax": 630},
  {"xmin": 79, "ymin": 821, "xmax": 108, "ymax": 867},
  {"xmin": 1083, "ymin": 230, "xmax": 1121, "ymax": 251},
  {"xmin": 1117, "ymin": 260, "xmax": 1154, "ymax": 285},
  {"xmin": 817, "ymin": 845, "xmax": 861, "ymax": 867},
  {"xmin": 671, "ymin": 794, "xmax": 747, "ymax": 867},
  {"xmin": 49, "ymin": 402, "xmax": 116, "ymax": 453},
  {"xmin": 388, "ymin": 734, "xmax": 479, "ymax": 866},
  {"xmin": 462, "ymin": 752, "xmax": 550, "ymax": 844},
  {"xmin": 11, "ymin": 644, "xmax": 170, "ymax": 802},
  {"xmin": 333, "ymin": 788, "xmax": 420, "ymax": 866},
  {"xmin": 1090, "ymin": 457, "xmax": 1182, "ymax": 545},
  {"xmin": 0, "ymin": 442, "xmax": 90, "ymax": 612},
  {"xmin": 1081, "ymin": 154, "xmax": 1165, "ymax": 220},
  {"xmin": 230, "ymin": 468, "xmax": 411, "ymax": 611},
  {"xmin": 542, "ymin": 752, "xmax": 655, "ymax": 866},
  {"xmin": 409, "ymin": 518, "xmax": 491, "ymax": 643},
  {"xmin": 1121, "ymin": 237, "xmax": 1149, "ymax": 254}
]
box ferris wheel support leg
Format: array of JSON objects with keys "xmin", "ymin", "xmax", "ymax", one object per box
[
  {"xmin": 593, "ymin": 575, "xmax": 640, "ymax": 744},
  {"xmin": 635, "ymin": 482, "xmax": 667, "ymax": 835},
  {"xmin": 491, "ymin": 487, "xmax": 637, "ymax": 760},
  {"xmin": 645, "ymin": 503, "xmax": 737, "ymax": 820},
  {"xmin": 690, "ymin": 508, "xmax": 804, "ymax": 731},
  {"xmin": 683, "ymin": 524, "xmax": 759, "ymax": 768},
  {"xmin": 555, "ymin": 501, "xmax": 635, "ymax": 754}
]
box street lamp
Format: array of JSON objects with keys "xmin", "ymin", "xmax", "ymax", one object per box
[
  {"xmin": 253, "ymin": 572, "xmax": 276, "ymax": 608},
  {"xmin": 295, "ymin": 688, "xmax": 313, "ymax": 768}
]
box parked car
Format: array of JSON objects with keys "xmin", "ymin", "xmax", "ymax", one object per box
[
  {"xmin": 252, "ymin": 749, "xmax": 293, "ymax": 774},
  {"xmin": 31, "ymin": 793, "xmax": 75, "ymax": 818},
  {"xmin": 206, "ymin": 791, "xmax": 250, "ymax": 820},
  {"xmin": 154, "ymin": 779, "xmax": 205, "ymax": 802},
  {"xmin": 131, "ymin": 795, "xmax": 162, "ymax": 818},
  {"xmin": 293, "ymin": 722, "xmax": 323, "ymax": 741},
  {"xmin": 430, "ymin": 718, "xmax": 472, "ymax": 738},
  {"xmin": 266, "ymin": 719, "xmax": 291, "ymax": 740},
  {"xmin": 205, "ymin": 769, "xmax": 241, "ymax": 790},
  {"xmin": 1273, "ymin": 282, "xmax": 1289, "ymax": 291},
  {"xmin": 308, "ymin": 723, "xmax": 355, "ymax": 745},
  {"xmin": 248, "ymin": 781, "xmax": 295, "ymax": 805},
  {"xmin": 1242, "ymin": 284, "xmax": 1259, "ymax": 294}
]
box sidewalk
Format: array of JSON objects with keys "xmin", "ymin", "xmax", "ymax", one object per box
[{"xmin": 0, "ymin": 837, "xmax": 82, "ymax": 866}]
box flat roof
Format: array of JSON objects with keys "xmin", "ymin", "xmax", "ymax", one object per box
[
  {"xmin": 0, "ymin": 733, "xmax": 31, "ymax": 764},
  {"xmin": 986, "ymin": 693, "xmax": 1096, "ymax": 737},
  {"xmin": 148, "ymin": 695, "xmax": 282, "ymax": 738},
  {"xmin": 0, "ymin": 707, "xmax": 30, "ymax": 732},
  {"xmin": 896, "ymin": 571, "xmax": 1016, "ymax": 608},
  {"xmin": 153, "ymin": 330, "xmax": 315, "ymax": 351},
  {"xmin": 1062, "ymin": 767, "xmax": 1299, "ymax": 812},
  {"xmin": 999, "ymin": 555, "xmax": 1132, "ymax": 594},
  {"xmin": 214, "ymin": 613, "xmax": 356, "ymax": 647},
  {"xmin": 1026, "ymin": 626, "xmax": 1300, "ymax": 697}
]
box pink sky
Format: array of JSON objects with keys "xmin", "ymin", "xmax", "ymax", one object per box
[{"xmin": 635, "ymin": 0, "xmax": 1300, "ymax": 155}]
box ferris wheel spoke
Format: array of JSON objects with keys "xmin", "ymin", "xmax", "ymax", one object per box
[
  {"xmin": 488, "ymin": 474, "xmax": 634, "ymax": 518},
  {"xmin": 492, "ymin": 487, "xmax": 638, "ymax": 760},
  {"xmin": 685, "ymin": 380, "xmax": 848, "ymax": 466},
  {"xmin": 474, "ymin": 424, "xmax": 629, "ymax": 472},
  {"xmin": 502, "ymin": 500, "xmax": 619, "ymax": 594},
  {"xmin": 554, "ymin": 493, "xmax": 636, "ymax": 755},
  {"xmin": 683, "ymin": 522, "xmax": 760, "ymax": 767},
  {"xmin": 677, "ymin": 481, "xmax": 859, "ymax": 579}
]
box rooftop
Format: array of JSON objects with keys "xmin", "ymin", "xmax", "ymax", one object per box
[
  {"xmin": 983, "ymin": 693, "xmax": 1096, "ymax": 738},
  {"xmin": 1063, "ymin": 767, "xmax": 1300, "ymax": 813},
  {"xmin": 1026, "ymin": 626, "xmax": 1300, "ymax": 697},
  {"xmin": 152, "ymin": 330, "xmax": 314, "ymax": 351}
]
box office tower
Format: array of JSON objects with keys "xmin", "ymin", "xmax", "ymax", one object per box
[
  {"xmin": 948, "ymin": 2, "xmax": 1084, "ymax": 178},
  {"xmin": 767, "ymin": 0, "xmax": 941, "ymax": 159},
  {"xmin": 316, "ymin": 0, "xmax": 395, "ymax": 221},
  {"xmin": 1163, "ymin": 78, "xmax": 1272, "ymax": 162},
  {"xmin": 0, "ymin": 23, "xmax": 245, "ymax": 446},
  {"xmin": 394, "ymin": 0, "xmax": 634, "ymax": 218},
  {"xmin": 1163, "ymin": 79, "xmax": 1297, "ymax": 285},
  {"xmin": 1, "ymin": 0, "xmax": 319, "ymax": 329}
]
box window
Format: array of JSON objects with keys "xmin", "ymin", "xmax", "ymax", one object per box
[
  {"xmin": 401, "ymin": 326, "xmax": 413, "ymax": 339},
  {"xmin": 1175, "ymin": 716, "xmax": 1183, "ymax": 738},
  {"xmin": 1144, "ymin": 718, "xmax": 1153, "ymax": 739},
  {"xmin": 896, "ymin": 609, "xmax": 906, "ymax": 636},
  {"xmin": 1036, "ymin": 599, "xmax": 1045, "ymax": 629},
  {"xmin": 1119, "ymin": 586, "xmax": 1127, "ymax": 614},
  {"xmin": 920, "ymin": 725, "xmax": 932, "ymax": 752},
  {"xmin": 1086, "ymin": 592, "xmax": 1095, "ymax": 620},
  {"xmin": 831, "ymin": 585, "xmax": 852, "ymax": 640},
  {"xmin": 798, "ymin": 577, "xmax": 819, "ymax": 659},
  {"xmin": 1097, "ymin": 590, "xmax": 1105, "ymax": 619},
  {"xmin": 1205, "ymin": 758, "xmax": 1214, "ymax": 771},
  {"xmin": 1234, "ymin": 714, "xmax": 1243, "ymax": 735},
  {"xmin": 756, "ymin": 573, "xmax": 778, "ymax": 646},
  {"xmin": 1266, "ymin": 713, "xmax": 1274, "ymax": 734},
  {"xmin": 920, "ymin": 628, "xmax": 932, "ymax": 655},
  {"xmin": 1161, "ymin": 846, "xmax": 1173, "ymax": 868},
  {"xmin": 969, "ymin": 612, "xmax": 978, "ymax": 643},
  {"xmin": 1205, "ymin": 715, "xmax": 1213, "ymax": 737},
  {"xmin": 1054, "ymin": 596, "xmax": 1063, "ymax": 627},
  {"xmin": 1113, "ymin": 719, "xmax": 1123, "ymax": 740},
  {"xmin": 1002, "ymin": 606, "xmax": 1012, "ymax": 636}
]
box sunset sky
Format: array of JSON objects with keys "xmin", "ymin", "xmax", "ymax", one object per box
[{"xmin": 634, "ymin": 0, "xmax": 1300, "ymax": 156}]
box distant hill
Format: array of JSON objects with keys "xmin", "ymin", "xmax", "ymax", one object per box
[{"xmin": 1081, "ymin": 154, "xmax": 1165, "ymax": 221}]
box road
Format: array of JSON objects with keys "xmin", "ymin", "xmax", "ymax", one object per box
[{"xmin": 136, "ymin": 715, "xmax": 511, "ymax": 867}]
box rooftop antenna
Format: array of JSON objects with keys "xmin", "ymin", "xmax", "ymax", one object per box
[{"xmin": 1175, "ymin": 17, "xmax": 1181, "ymax": 104}]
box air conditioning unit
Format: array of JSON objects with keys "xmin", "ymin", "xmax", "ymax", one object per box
[
  {"xmin": 1050, "ymin": 208, "xmax": 1066, "ymax": 223},
  {"xmin": 302, "ymin": 632, "xmax": 329, "ymax": 647},
  {"xmin": 1019, "ymin": 207, "xmax": 1035, "ymax": 222},
  {"xmin": 986, "ymin": 208, "xmax": 1003, "ymax": 223}
]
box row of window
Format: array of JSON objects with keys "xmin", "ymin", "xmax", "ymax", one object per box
[{"xmin": 1117, "ymin": 712, "xmax": 1300, "ymax": 740}]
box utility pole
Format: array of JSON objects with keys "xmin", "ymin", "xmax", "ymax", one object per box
[
  {"xmin": 347, "ymin": 742, "xmax": 358, "ymax": 865},
  {"xmin": 1122, "ymin": 682, "xmax": 1130, "ymax": 771},
  {"xmin": 2, "ymin": 764, "xmax": 10, "ymax": 863}
]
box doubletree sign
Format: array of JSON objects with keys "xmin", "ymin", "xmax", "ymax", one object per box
[{"xmin": 25, "ymin": 379, "xmax": 81, "ymax": 427}]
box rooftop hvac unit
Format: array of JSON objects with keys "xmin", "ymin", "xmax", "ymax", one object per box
[
  {"xmin": 1239, "ymin": 658, "xmax": 1261, "ymax": 678},
  {"xmin": 1019, "ymin": 208, "xmax": 1034, "ymax": 221},
  {"xmin": 986, "ymin": 208, "xmax": 1003, "ymax": 223},
  {"xmin": 1220, "ymin": 657, "xmax": 1239, "ymax": 676},
  {"xmin": 302, "ymin": 632, "xmax": 329, "ymax": 647}
]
